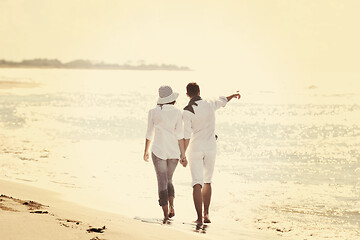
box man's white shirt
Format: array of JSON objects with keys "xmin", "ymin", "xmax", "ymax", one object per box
[{"xmin": 183, "ymin": 96, "xmax": 228, "ymax": 152}]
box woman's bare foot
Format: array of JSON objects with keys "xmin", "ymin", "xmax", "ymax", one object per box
[
  {"xmin": 168, "ymin": 206, "xmax": 175, "ymax": 218},
  {"xmin": 204, "ymin": 214, "xmax": 211, "ymax": 223},
  {"xmin": 161, "ymin": 205, "xmax": 169, "ymax": 223}
]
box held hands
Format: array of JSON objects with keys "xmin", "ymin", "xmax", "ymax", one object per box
[{"xmin": 180, "ymin": 155, "xmax": 188, "ymax": 167}]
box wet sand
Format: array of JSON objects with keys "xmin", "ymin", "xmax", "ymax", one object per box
[
  {"xmin": 0, "ymin": 179, "xmax": 209, "ymax": 240},
  {"xmin": 0, "ymin": 80, "xmax": 39, "ymax": 89}
]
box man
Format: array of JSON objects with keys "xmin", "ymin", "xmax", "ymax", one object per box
[{"xmin": 183, "ymin": 82, "xmax": 240, "ymax": 225}]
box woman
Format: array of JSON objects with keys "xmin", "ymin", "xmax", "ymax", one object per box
[{"xmin": 143, "ymin": 85, "xmax": 187, "ymax": 223}]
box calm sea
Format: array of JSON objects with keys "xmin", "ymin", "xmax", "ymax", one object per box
[{"xmin": 0, "ymin": 68, "xmax": 359, "ymax": 239}]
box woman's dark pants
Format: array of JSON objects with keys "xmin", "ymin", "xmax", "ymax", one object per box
[{"xmin": 152, "ymin": 153, "xmax": 178, "ymax": 206}]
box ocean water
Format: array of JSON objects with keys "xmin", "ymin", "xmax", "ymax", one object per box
[{"xmin": 0, "ymin": 68, "xmax": 359, "ymax": 239}]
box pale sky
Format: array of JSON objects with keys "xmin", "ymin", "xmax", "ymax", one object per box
[{"xmin": 1, "ymin": 0, "xmax": 360, "ymax": 72}]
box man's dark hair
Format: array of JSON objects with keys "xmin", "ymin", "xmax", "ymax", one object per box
[{"xmin": 186, "ymin": 82, "xmax": 200, "ymax": 98}]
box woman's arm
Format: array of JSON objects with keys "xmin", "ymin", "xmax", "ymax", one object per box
[
  {"xmin": 175, "ymin": 110, "xmax": 187, "ymax": 167},
  {"xmin": 144, "ymin": 139, "xmax": 151, "ymax": 162},
  {"xmin": 144, "ymin": 110, "xmax": 154, "ymax": 162}
]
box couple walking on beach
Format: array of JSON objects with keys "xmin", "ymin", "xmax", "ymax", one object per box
[{"xmin": 143, "ymin": 82, "xmax": 240, "ymax": 225}]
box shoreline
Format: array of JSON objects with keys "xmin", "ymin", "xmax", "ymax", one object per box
[{"xmin": 0, "ymin": 179, "xmax": 208, "ymax": 240}]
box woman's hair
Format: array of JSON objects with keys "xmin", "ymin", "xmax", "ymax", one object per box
[{"xmin": 158, "ymin": 100, "xmax": 176, "ymax": 108}]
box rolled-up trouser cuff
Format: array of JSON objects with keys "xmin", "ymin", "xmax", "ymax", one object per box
[
  {"xmin": 192, "ymin": 181, "xmax": 203, "ymax": 188},
  {"xmin": 167, "ymin": 183, "xmax": 175, "ymax": 198}
]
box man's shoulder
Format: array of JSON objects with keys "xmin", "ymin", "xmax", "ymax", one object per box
[
  {"xmin": 198, "ymin": 98, "xmax": 210, "ymax": 104},
  {"xmin": 196, "ymin": 99, "xmax": 213, "ymax": 109},
  {"xmin": 184, "ymin": 99, "xmax": 208, "ymax": 110}
]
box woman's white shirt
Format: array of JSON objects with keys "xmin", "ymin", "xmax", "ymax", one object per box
[{"xmin": 146, "ymin": 105, "xmax": 184, "ymax": 160}]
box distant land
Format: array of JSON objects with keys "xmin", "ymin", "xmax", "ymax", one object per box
[{"xmin": 0, "ymin": 58, "xmax": 191, "ymax": 71}]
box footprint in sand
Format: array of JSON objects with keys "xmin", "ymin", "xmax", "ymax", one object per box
[{"xmin": 56, "ymin": 218, "xmax": 82, "ymax": 229}]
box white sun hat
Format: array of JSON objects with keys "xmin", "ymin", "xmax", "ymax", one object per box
[{"xmin": 157, "ymin": 85, "xmax": 179, "ymax": 104}]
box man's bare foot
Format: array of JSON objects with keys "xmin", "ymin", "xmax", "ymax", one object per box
[
  {"xmin": 163, "ymin": 217, "xmax": 169, "ymax": 224},
  {"xmin": 168, "ymin": 206, "xmax": 175, "ymax": 218},
  {"xmin": 204, "ymin": 214, "xmax": 211, "ymax": 223},
  {"xmin": 195, "ymin": 218, "xmax": 203, "ymax": 226}
]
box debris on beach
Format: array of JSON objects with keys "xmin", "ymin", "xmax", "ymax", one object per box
[
  {"xmin": 30, "ymin": 210, "xmax": 49, "ymax": 214},
  {"xmin": 87, "ymin": 226, "xmax": 106, "ymax": 233}
]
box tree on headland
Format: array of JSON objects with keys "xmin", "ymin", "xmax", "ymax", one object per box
[{"xmin": 21, "ymin": 58, "xmax": 63, "ymax": 67}]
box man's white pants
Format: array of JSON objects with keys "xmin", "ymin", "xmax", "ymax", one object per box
[{"xmin": 188, "ymin": 149, "xmax": 216, "ymax": 187}]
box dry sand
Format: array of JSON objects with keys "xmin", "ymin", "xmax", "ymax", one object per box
[{"xmin": 0, "ymin": 179, "xmax": 207, "ymax": 240}]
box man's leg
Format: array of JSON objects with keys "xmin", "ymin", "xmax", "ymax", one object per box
[
  {"xmin": 189, "ymin": 151, "xmax": 204, "ymax": 225},
  {"xmin": 203, "ymin": 149, "xmax": 216, "ymax": 223},
  {"xmin": 193, "ymin": 184, "xmax": 203, "ymax": 225},
  {"xmin": 202, "ymin": 183, "xmax": 212, "ymax": 223}
]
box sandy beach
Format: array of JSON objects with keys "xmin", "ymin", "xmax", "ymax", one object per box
[{"xmin": 0, "ymin": 179, "xmax": 210, "ymax": 240}]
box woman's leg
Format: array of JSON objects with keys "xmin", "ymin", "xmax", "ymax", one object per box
[
  {"xmin": 167, "ymin": 159, "xmax": 178, "ymax": 218},
  {"xmin": 152, "ymin": 153, "xmax": 169, "ymax": 222}
]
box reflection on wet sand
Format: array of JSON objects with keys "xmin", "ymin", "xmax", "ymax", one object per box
[
  {"xmin": 0, "ymin": 80, "xmax": 39, "ymax": 89},
  {"xmin": 194, "ymin": 223, "xmax": 208, "ymax": 234}
]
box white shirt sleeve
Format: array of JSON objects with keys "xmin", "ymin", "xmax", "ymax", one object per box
[
  {"xmin": 175, "ymin": 110, "xmax": 184, "ymax": 140},
  {"xmin": 208, "ymin": 96, "xmax": 228, "ymax": 111},
  {"xmin": 183, "ymin": 110, "xmax": 192, "ymax": 139},
  {"xmin": 145, "ymin": 110, "xmax": 154, "ymax": 140}
]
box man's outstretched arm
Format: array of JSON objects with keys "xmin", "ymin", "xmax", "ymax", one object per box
[
  {"xmin": 226, "ymin": 91, "xmax": 241, "ymax": 102},
  {"xmin": 210, "ymin": 91, "xmax": 241, "ymax": 111}
]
